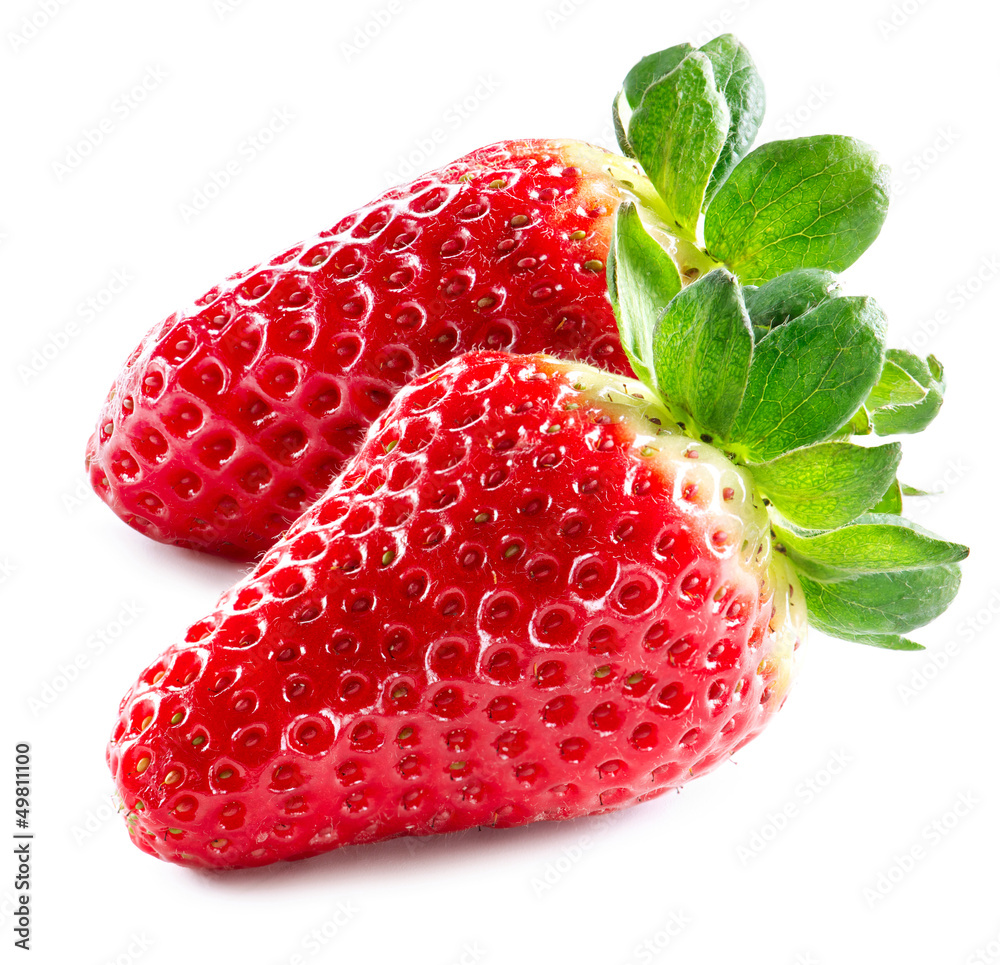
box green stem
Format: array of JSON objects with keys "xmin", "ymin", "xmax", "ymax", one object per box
[{"xmin": 599, "ymin": 151, "xmax": 721, "ymax": 282}]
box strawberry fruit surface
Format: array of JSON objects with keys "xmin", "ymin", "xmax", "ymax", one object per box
[
  {"xmin": 108, "ymin": 351, "xmax": 806, "ymax": 868},
  {"xmin": 86, "ymin": 140, "xmax": 656, "ymax": 558}
]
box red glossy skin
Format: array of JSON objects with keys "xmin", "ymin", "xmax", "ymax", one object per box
[
  {"xmin": 109, "ymin": 352, "xmax": 790, "ymax": 870},
  {"xmin": 86, "ymin": 139, "xmax": 631, "ymax": 559}
]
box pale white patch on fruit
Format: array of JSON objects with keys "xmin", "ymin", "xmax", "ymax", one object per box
[
  {"xmin": 549, "ymin": 358, "xmax": 772, "ymax": 578},
  {"xmin": 545, "ymin": 359, "xmax": 812, "ymax": 721},
  {"xmin": 546, "ymin": 355, "xmax": 804, "ymax": 715},
  {"xmin": 762, "ymin": 553, "xmax": 808, "ymax": 708},
  {"xmin": 562, "ymin": 140, "xmax": 719, "ymax": 283}
]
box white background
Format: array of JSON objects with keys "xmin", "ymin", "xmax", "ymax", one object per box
[{"xmin": 2, "ymin": 0, "xmax": 998, "ymax": 962}]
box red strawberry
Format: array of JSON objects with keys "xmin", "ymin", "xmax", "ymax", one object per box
[
  {"xmin": 86, "ymin": 139, "xmax": 687, "ymax": 559},
  {"xmin": 107, "ymin": 351, "xmax": 807, "ymax": 868}
]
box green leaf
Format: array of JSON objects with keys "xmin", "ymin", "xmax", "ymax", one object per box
[
  {"xmin": 774, "ymin": 514, "xmax": 969, "ymax": 581},
  {"xmin": 612, "ymin": 89, "xmax": 634, "ymax": 158},
  {"xmin": 831, "ymin": 631, "xmax": 924, "ymax": 651},
  {"xmin": 650, "ymin": 268, "xmax": 753, "ymax": 438},
  {"xmin": 750, "ymin": 441, "xmax": 900, "ymax": 530},
  {"xmin": 870, "ymin": 477, "xmax": 902, "ymax": 515},
  {"xmin": 618, "ymin": 36, "xmax": 763, "ymax": 209},
  {"xmin": 870, "ymin": 350, "xmax": 945, "ymax": 435},
  {"xmin": 729, "ymin": 296, "xmax": 887, "ymax": 461},
  {"xmin": 845, "ymin": 405, "xmax": 872, "ymax": 437},
  {"xmin": 703, "ymin": 135, "xmax": 891, "ymax": 284},
  {"xmin": 628, "ymin": 51, "xmax": 730, "ymax": 240},
  {"xmin": 698, "ymin": 34, "xmax": 765, "ymax": 206},
  {"xmin": 798, "ymin": 564, "xmax": 962, "ymax": 637},
  {"xmin": 901, "ymin": 483, "xmax": 935, "ymax": 497},
  {"xmin": 607, "ymin": 202, "xmax": 683, "ymax": 384},
  {"xmin": 622, "ymin": 43, "xmax": 693, "ymax": 108},
  {"xmin": 744, "ymin": 268, "xmax": 842, "ymax": 338},
  {"xmin": 867, "ymin": 358, "xmax": 927, "ymax": 409}
]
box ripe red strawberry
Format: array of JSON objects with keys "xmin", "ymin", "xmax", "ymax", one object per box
[
  {"xmin": 86, "ymin": 139, "xmax": 673, "ymax": 559},
  {"xmin": 108, "ymin": 351, "xmax": 806, "ymax": 868}
]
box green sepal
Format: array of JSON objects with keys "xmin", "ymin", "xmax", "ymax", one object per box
[
  {"xmin": 650, "ymin": 268, "xmax": 754, "ymax": 438},
  {"xmin": 618, "ymin": 36, "xmax": 763, "ymax": 209},
  {"xmin": 698, "ymin": 34, "xmax": 765, "ymax": 206},
  {"xmin": 621, "ymin": 42, "xmax": 694, "ymax": 109},
  {"xmin": 773, "ymin": 514, "xmax": 969, "ymax": 582},
  {"xmin": 871, "ymin": 477, "xmax": 903, "ymax": 514},
  {"xmin": 901, "ymin": 483, "xmax": 935, "ymax": 497},
  {"xmin": 703, "ymin": 134, "xmax": 891, "ymax": 284},
  {"xmin": 729, "ymin": 295, "xmax": 887, "ymax": 461},
  {"xmin": 869, "ymin": 350, "xmax": 945, "ymax": 435},
  {"xmin": 744, "ymin": 268, "xmax": 842, "ymax": 339},
  {"xmin": 829, "ymin": 631, "xmax": 925, "ymax": 652},
  {"xmin": 616, "ymin": 43, "xmax": 693, "ymax": 157},
  {"xmin": 867, "ymin": 357, "xmax": 927, "ymax": 409},
  {"xmin": 845, "ymin": 405, "xmax": 873, "ymax": 438},
  {"xmin": 627, "ymin": 51, "xmax": 729, "ymax": 240},
  {"xmin": 750, "ymin": 441, "xmax": 900, "ymax": 530},
  {"xmin": 612, "ymin": 90, "xmax": 635, "ymax": 159},
  {"xmin": 607, "ymin": 202, "xmax": 683, "ymax": 385},
  {"xmin": 798, "ymin": 563, "xmax": 962, "ymax": 637}
]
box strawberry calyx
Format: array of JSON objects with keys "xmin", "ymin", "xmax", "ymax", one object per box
[
  {"xmin": 602, "ymin": 33, "xmax": 967, "ymax": 651},
  {"xmin": 612, "ymin": 35, "xmax": 890, "ymax": 286},
  {"xmin": 607, "ymin": 204, "xmax": 968, "ymax": 651}
]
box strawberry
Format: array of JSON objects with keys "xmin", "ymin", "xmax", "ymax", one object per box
[
  {"xmin": 86, "ymin": 33, "xmax": 893, "ymax": 561},
  {"xmin": 85, "ymin": 139, "xmax": 679, "ymax": 559},
  {"xmin": 107, "ymin": 350, "xmax": 808, "ymax": 868}
]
